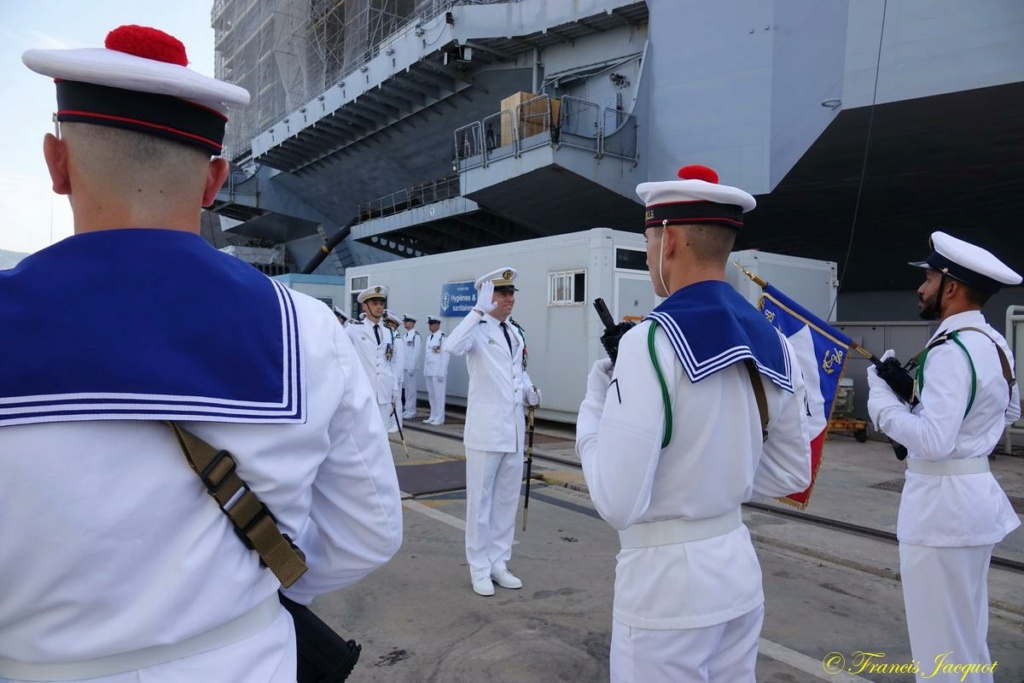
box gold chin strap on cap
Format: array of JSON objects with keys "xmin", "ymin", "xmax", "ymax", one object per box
[{"xmin": 166, "ymin": 423, "xmax": 308, "ymax": 588}]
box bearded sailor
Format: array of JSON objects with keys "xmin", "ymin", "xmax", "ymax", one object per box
[{"xmin": 576, "ymin": 165, "xmax": 812, "ymax": 682}]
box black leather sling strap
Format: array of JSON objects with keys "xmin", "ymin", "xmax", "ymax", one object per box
[{"xmin": 166, "ymin": 423, "xmax": 308, "ymax": 588}]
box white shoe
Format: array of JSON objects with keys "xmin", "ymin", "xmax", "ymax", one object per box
[
  {"xmin": 422, "ymin": 418, "xmax": 435, "ymax": 424},
  {"xmin": 490, "ymin": 568, "xmax": 522, "ymax": 590},
  {"xmin": 433, "ymin": 421, "xmax": 445, "ymax": 426},
  {"xmin": 472, "ymin": 577, "xmax": 495, "ymax": 596},
  {"xmin": 388, "ymin": 425, "xmax": 399, "ymax": 434}
]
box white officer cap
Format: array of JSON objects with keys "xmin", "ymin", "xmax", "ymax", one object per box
[
  {"xmin": 475, "ymin": 267, "xmax": 518, "ymax": 292},
  {"xmin": 23, "ymin": 25, "xmax": 249, "ymax": 155},
  {"xmin": 384, "ymin": 309, "xmax": 402, "ymax": 325},
  {"xmin": 402, "ymin": 314, "xmax": 417, "ymax": 323},
  {"xmin": 910, "ymin": 231, "xmax": 1021, "ymax": 294},
  {"xmin": 635, "ymin": 165, "xmax": 755, "ymax": 231},
  {"xmin": 332, "ymin": 305, "xmax": 349, "ymax": 322},
  {"xmin": 427, "ymin": 316, "xmax": 442, "ymax": 325},
  {"xmin": 357, "ymin": 285, "xmax": 389, "ymax": 304}
]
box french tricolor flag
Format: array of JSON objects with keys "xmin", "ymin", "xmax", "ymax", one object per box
[{"xmin": 759, "ymin": 284, "xmax": 851, "ymax": 509}]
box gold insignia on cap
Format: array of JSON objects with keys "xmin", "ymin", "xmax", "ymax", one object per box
[
  {"xmin": 502, "ymin": 269, "xmax": 512, "ymax": 280},
  {"xmin": 645, "ymin": 209, "xmax": 654, "ymax": 220},
  {"xmin": 374, "ymin": 286, "xmax": 381, "ymax": 293}
]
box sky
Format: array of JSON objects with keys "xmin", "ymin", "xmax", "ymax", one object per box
[{"xmin": 0, "ymin": 1, "xmax": 216, "ymax": 254}]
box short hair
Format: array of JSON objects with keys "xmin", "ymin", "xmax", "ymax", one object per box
[{"xmin": 674, "ymin": 223, "xmax": 737, "ymax": 263}]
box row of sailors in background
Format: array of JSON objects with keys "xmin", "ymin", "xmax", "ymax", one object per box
[{"xmin": 335, "ymin": 289, "xmax": 450, "ymax": 428}]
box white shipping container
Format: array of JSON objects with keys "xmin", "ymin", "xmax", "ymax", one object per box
[
  {"xmin": 346, "ymin": 229, "xmax": 837, "ymax": 423},
  {"xmin": 726, "ymin": 249, "xmax": 840, "ymax": 322}
]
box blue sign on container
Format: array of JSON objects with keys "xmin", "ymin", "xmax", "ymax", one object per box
[{"xmin": 440, "ymin": 281, "xmax": 476, "ymax": 317}]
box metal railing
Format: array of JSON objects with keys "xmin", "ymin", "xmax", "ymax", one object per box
[
  {"xmin": 452, "ymin": 94, "xmax": 638, "ymax": 172},
  {"xmin": 357, "ymin": 174, "xmax": 461, "ymax": 222}
]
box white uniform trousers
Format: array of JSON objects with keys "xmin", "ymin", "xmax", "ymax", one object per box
[
  {"xmin": 402, "ymin": 369, "xmax": 418, "ymax": 418},
  {"xmin": 464, "ymin": 447, "xmax": 522, "ymax": 581},
  {"xmin": 425, "ymin": 375, "xmax": 447, "ymax": 423},
  {"xmin": 900, "ymin": 543, "xmax": 994, "ymax": 683},
  {"xmin": 610, "ymin": 605, "xmax": 763, "ymax": 683}
]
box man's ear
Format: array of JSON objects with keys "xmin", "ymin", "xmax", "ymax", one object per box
[
  {"xmin": 202, "ymin": 157, "xmax": 229, "ymax": 208},
  {"xmin": 43, "ymin": 133, "xmax": 71, "ymax": 196}
]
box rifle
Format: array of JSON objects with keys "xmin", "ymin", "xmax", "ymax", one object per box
[
  {"xmin": 593, "ymin": 298, "xmax": 635, "ymax": 364},
  {"xmin": 522, "ymin": 405, "xmax": 536, "ymax": 531}
]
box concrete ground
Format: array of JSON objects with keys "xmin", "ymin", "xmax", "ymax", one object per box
[{"xmin": 310, "ymin": 407, "xmax": 1024, "ymax": 682}]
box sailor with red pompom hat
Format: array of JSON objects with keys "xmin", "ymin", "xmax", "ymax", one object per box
[
  {"xmin": 576, "ymin": 165, "xmax": 812, "ymax": 681},
  {"xmin": 1, "ymin": 26, "xmax": 402, "ymax": 682}
]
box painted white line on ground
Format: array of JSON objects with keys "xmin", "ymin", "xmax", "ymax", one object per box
[
  {"xmin": 759, "ymin": 638, "xmax": 873, "ymax": 682},
  {"xmin": 403, "ymin": 499, "xmax": 466, "ymax": 532}
]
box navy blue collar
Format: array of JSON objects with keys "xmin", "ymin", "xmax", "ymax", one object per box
[
  {"xmin": 646, "ymin": 280, "xmax": 792, "ymax": 390},
  {"xmin": 0, "ymin": 229, "xmax": 304, "ymax": 426}
]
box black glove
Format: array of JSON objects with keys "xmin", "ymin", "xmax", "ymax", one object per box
[
  {"xmin": 876, "ymin": 357, "xmax": 917, "ymax": 406},
  {"xmin": 601, "ymin": 321, "xmax": 636, "ymax": 364}
]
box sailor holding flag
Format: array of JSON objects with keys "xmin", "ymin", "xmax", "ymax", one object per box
[{"xmin": 576, "ymin": 165, "xmax": 812, "ymax": 682}]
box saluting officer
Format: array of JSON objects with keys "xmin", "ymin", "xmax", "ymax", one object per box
[
  {"xmin": 401, "ymin": 314, "xmax": 423, "ymax": 419},
  {"xmin": 346, "ymin": 286, "xmax": 399, "ymax": 430},
  {"xmin": 444, "ymin": 268, "xmax": 541, "ymax": 596},
  {"xmin": 867, "ymin": 232, "xmax": 1021, "ymax": 683},
  {"xmin": 423, "ymin": 316, "xmax": 450, "ymax": 425}
]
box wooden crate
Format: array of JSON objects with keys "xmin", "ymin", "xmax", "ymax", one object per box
[{"xmin": 498, "ymin": 92, "xmax": 561, "ymax": 145}]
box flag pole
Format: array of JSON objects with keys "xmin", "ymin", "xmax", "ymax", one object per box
[{"xmin": 730, "ymin": 260, "xmax": 879, "ymax": 365}]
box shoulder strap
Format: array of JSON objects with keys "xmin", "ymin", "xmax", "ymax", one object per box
[
  {"xmin": 166, "ymin": 423, "xmax": 308, "ymax": 588},
  {"xmin": 958, "ymin": 326, "xmax": 1015, "ymax": 401},
  {"xmin": 646, "ymin": 322, "xmax": 768, "ymax": 449},
  {"xmin": 743, "ymin": 360, "xmax": 769, "ymax": 443},
  {"xmin": 647, "ymin": 321, "xmax": 673, "ymax": 449}
]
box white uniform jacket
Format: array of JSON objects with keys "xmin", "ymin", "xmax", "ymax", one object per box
[
  {"xmin": 444, "ymin": 311, "xmax": 534, "ymax": 453},
  {"xmin": 577, "ymin": 320, "xmax": 812, "ymax": 629},
  {"xmin": 0, "ymin": 291, "xmax": 403, "ymax": 669},
  {"xmin": 423, "ymin": 331, "xmax": 450, "ymax": 377},
  {"xmin": 346, "ymin": 319, "xmax": 398, "ymax": 405},
  {"xmin": 873, "ymin": 310, "xmax": 1022, "ymax": 547},
  {"xmin": 403, "ymin": 330, "xmax": 422, "ymax": 372}
]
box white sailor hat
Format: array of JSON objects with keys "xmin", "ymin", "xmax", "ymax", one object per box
[
  {"xmin": 332, "ymin": 305, "xmax": 349, "ymax": 321},
  {"xmin": 357, "ymin": 285, "xmax": 388, "ymax": 304},
  {"xmin": 475, "ymin": 267, "xmax": 518, "ymax": 292},
  {"xmin": 635, "ymin": 165, "xmax": 756, "ymax": 230},
  {"xmin": 427, "ymin": 316, "xmax": 441, "ymax": 325},
  {"xmin": 402, "ymin": 314, "xmax": 417, "ymax": 323},
  {"xmin": 384, "ymin": 309, "xmax": 402, "ymax": 326},
  {"xmin": 910, "ymin": 231, "xmax": 1021, "ymax": 295},
  {"xmin": 22, "ymin": 25, "xmax": 249, "ymax": 155}
]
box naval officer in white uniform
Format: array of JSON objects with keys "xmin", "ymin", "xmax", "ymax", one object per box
[
  {"xmin": 867, "ymin": 232, "xmax": 1021, "ymax": 683},
  {"xmin": 1, "ymin": 25, "xmax": 402, "ymax": 682},
  {"xmin": 576, "ymin": 165, "xmax": 812, "ymax": 682},
  {"xmin": 346, "ymin": 286, "xmax": 400, "ymax": 432},
  {"xmin": 423, "ymin": 316, "xmax": 450, "ymax": 425},
  {"xmin": 444, "ymin": 268, "xmax": 541, "ymax": 596},
  {"xmin": 401, "ymin": 314, "xmax": 423, "ymax": 419},
  {"xmin": 384, "ymin": 309, "xmax": 405, "ymax": 433}
]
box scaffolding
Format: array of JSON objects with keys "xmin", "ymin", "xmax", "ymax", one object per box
[{"xmin": 212, "ymin": 0, "xmax": 469, "ymax": 161}]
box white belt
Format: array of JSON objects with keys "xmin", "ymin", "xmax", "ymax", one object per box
[
  {"xmin": 619, "ymin": 508, "xmax": 743, "ymax": 549},
  {"xmin": 0, "ymin": 595, "xmax": 281, "ymax": 681},
  {"xmin": 906, "ymin": 458, "xmax": 990, "ymax": 475}
]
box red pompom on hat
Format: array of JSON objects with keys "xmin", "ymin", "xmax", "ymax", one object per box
[
  {"xmin": 105, "ymin": 25, "xmax": 188, "ymax": 66},
  {"xmin": 22, "ymin": 25, "xmax": 249, "ymax": 154},
  {"xmin": 635, "ymin": 164, "xmax": 756, "ymax": 231},
  {"xmin": 677, "ymin": 165, "xmax": 719, "ymax": 184}
]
